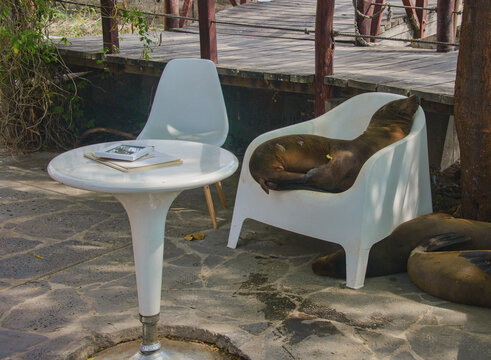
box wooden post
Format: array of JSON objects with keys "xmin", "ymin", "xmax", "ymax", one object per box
[
  {"xmin": 415, "ymin": 0, "xmax": 428, "ymax": 38},
  {"xmin": 315, "ymin": 0, "xmax": 335, "ymax": 116},
  {"xmin": 436, "ymin": 0, "xmax": 456, "ymax": 52},
  {"xmin": 454, "ymin": 0, "xmax": 491, "ymax": 220},
  {"xmin": 355, "ymin": 0, "xmax": 373, "ymax": 45},
  {"xmin": 180, "ymin": 0, "xmax": 193, "ymax": 27},
  {"xmin": 100, "ymin": 0, "xmax": 119, "ymax": 53},
  {"xmin": 370, "ymin": 0, "xmax": 385, "ymax": 42},
  {"xmin": 401, "ymin": 0, "xmax": 421, "ymax": 35},
  {"xmin": 198, "ymin": 0, "xmax": 218, "ymax": 63},
  {"xmin": 453, "ymin": 0, "xmax": 462, "ymax": 37},
  {"xmin": 165, "ymin": 0, "xmax": 179, "ymax": 29}
]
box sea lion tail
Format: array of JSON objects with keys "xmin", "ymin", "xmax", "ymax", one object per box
[
  {"xmin": 459, "ymin": 251, "xmax": 491, "ymax": 274},
  {"xmin": 416, "ymin": 232, "xmax": 472, "ymax": 252}
]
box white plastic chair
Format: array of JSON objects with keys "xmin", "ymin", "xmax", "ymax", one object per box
[
  {"xmin": 137, "ymin": 58, "xmax": 229, "ymax": 228},
  {"xmin": 227, "ymin": 92, "xmax": 432, "ymax": 289}
]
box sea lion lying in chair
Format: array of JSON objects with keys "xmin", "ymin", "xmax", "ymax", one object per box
[
  {"xmin": 312, "ymin": 213, "xmax": 491, "ymax": 307},
  {"xmin": 249, "ymin": 95, "xmax": 420, "ymax": 193}
]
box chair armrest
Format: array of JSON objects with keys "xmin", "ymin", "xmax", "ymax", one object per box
[{"xmin": 356, "ymin": 119, "xmax": 428, "ymax": 244}]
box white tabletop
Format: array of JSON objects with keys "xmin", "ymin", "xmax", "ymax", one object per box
[{"xmin": 48, "ymin": 140, "xmax": 239, "ymax": 193}]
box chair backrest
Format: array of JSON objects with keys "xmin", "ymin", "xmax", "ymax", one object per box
[
  {"xmin": 137, "ymin": 58, "xmax": 229, "ymax": 147},
  {"xmin": 314, "ymin": 93, "xmax": 407, "ymax": 140}
]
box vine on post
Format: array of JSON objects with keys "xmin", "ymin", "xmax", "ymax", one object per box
[{"xmin": 120, "ymin": 7, "xmax": 153, "ymax": 60}]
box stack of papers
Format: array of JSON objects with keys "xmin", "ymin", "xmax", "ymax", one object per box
[{"xmin": 84, "ymin": 151, "xmax": 182, "ymax": 172}]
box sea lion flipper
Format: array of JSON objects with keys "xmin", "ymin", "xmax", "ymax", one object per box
[
  {"xmin": 422, "ymin": 232, "xmax": 472, "ymax": 252},
  {"xmin": 458, "ymin": 251, "xmax": 491, "ymax": 274},
  {"xmin": 257, "ymin": 178, "xmax": 271, "ymax": 194}
]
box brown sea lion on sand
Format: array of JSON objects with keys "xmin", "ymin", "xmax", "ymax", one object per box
[
  {"xmin": 249, "ymin": 95, "xmax": 420, "ymax": 194},
  {"xmin": 312, "ymin": 213, "xmax": 491, "ymax": 278},
  {"xmin": 407, "ymin": 233, "xmax": 491, "ymax": 308}
]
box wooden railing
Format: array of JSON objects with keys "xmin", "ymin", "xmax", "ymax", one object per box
[{"xmin": 98, "ymin": 0, "xmax": 460, "ymax": 115}]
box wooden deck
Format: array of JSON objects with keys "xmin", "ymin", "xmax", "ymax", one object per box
[{"xmin": 58, "ymin": 0, "xmax": 457, "ymax": 107}]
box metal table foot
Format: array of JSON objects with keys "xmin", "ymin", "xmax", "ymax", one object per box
[{"xmin": 131, "ymin": 314, "xmax": 171, "ymax": 360}]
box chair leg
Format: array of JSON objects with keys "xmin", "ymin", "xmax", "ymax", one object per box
[
  {"xmin": 344, "ymin": 247, "xmax": 371, "ymax": 289},
  {"xmin": 203, "ymin": 185, "xmax": 217, "ymax": 229},
  {"xmin": 227, "ymin": 212, "xmax": 245, "ymax": 248},
  {"xmin": 215, "ymin": 181, "xmax": 227, "ymax": 208}
]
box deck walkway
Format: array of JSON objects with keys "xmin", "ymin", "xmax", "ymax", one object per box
[{"xmin": 58, "ymin": 0, "xmax": 457, "ymax": 106}]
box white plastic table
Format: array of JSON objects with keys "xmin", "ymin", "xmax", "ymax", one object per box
[{"xmin": 47, "ymin": 140, "xmax": 238, "ymax": 359}]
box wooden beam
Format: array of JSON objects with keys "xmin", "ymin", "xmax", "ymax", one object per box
[
  {"xmin": 415, "ymin": 0, "xmax": 428, "ymax": 38},
  {"xmin": 315, "ymin": 0, "xmax": 335, "ymax": 116},
  {"xmin": 219, "ymin": 74, "xmax": 315, "ymax": 94},
  {"xmin": 180, "ymin": 0, "xmax": 193, "ymax": 28},
  {"xmin": 437, "ymin": 0, "xmax": 456, "ymax": 52},
  {"xmin": 198, "ymin": 0, "xmax": 218, "ymax": 63},
  {"xmin": 355, "ymin": 0, "xmax": 373, "ymax": 45},
  {"xmin": 401, "ymin": 0, "xmax": 420, "ymax": 35},
  {"xmin": 229, "ymin": 0, "xmax": 238, "ymax": 6},
  {"xmin": 165, "ymin": 0, "xmax": 179, "ymax": 30},
  {"xmin": 100, "ymin": 0, "xmax": 119, "ymax": 53},
  {"xmin": 370, "ymin": 0, "xmax": 385, "ymax": 42}
]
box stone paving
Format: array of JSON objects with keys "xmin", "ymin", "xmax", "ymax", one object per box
[{"xmin": 0, "ymin": 149, "xmax": 490, "ymax": 360}]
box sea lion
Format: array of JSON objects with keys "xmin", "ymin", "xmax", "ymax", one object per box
[
  {"xmin": 407, "ymin": 233, "xmax": 491, "ymax": 307},
  {"xmin": 312, "ymin": 213, "xmax": 491, "ymax": 278},
  {"xmin": 249, "ymin": 95, "xmax": 420, "ymax": 194}
]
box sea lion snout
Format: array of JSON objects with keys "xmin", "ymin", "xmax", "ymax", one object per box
[
  {"xmin": 401, "ymin": 95, "xmax": 420, "ymax": 115},
  {"xmin": 382, "ymin": 95, "xmax": 419, "ymax": 119}
]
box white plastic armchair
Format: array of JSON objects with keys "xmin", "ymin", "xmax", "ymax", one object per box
[
  {"xmin": 138, "ymin": 58, "xmax": 229, "ymax": 228},
  {"xmin": 227, "ymin": 92, "xmax": 432, "ymax": 289}
]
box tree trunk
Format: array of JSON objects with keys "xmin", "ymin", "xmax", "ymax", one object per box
[{"xmin": 454, "ymin": 1, "xmax": 491, "ymax": 221}]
